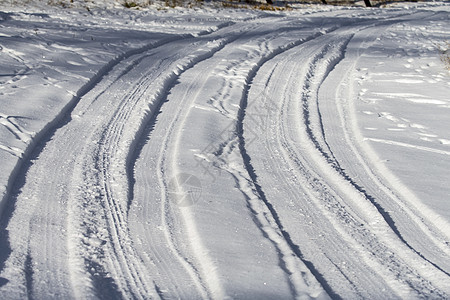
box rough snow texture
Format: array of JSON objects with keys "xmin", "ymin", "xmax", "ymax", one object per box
[{"xmin": 0, "ymin": 1, "xmax": 449, "ymax": 299}]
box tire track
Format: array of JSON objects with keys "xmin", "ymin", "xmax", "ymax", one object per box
[
  {"xmin": 0, "ymin": 22, "xmax": 237, "ymax": 299},
  {"xmin": 286, "ymin": 31, "xmax": 449, "ymax": 298},
  {"xmin": 133, "ymin": 20, "xmax": 338, "ymax": 299},
  {"xmin": 315, "ymin": 16, "xmax": 450, "ymax": 286},
  {"xmin": 243, "ymin": 30, "xmax": 379, "ymax": 299},
  {"xmin": 131, "ymin": 38, "xmax": 242, "ymax": 300},
  {"xmin": 69, "ymin": 35, "xmax": 239, "ymax": 299},
  {"xmin": 131, "ymin": 27, "xmax": 264, "ymax": 300},
  {"xmin": 230, "ymin": 31, "xmax": 342, "ymax": 300},
  {"xmin": 319, "ymin": 25, "xmax": 450, "ymax": 271},
  {"xmin": 300, "ymin": 25, "xmax": 448, "ymax": 276},
  {"xmin": 244, "ymin": 20, "xmax": 449, "ymax": 298},
  {"xmin": 0, "ymin": 31, "xmax": 198, "ymax": 217},
  {"xmin": 128, "ymin": 21, "xmax": 288, "ymax": 299}
]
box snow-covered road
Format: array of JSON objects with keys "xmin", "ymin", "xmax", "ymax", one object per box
[{"xmin": 0, "ymin": 2, "xmax": 449, "ymax": 299}]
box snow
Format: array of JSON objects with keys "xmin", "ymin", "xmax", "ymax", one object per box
[{"xmin": 0, "ymin": 0, "xmax": 449, "ymax": 299}]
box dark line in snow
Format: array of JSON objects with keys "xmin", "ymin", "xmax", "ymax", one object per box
[
  {"xmin": 87, "ymin": 259, "xmax": 123, "ymax": 300},
  {"xmin": 0, "ymin": 23, "xmax": 238, "ymax": 297},
  {"xmin": 25, "ymin": 252, "xmax": 34, "ymax": 300},
  {"xmin": 126, "ymin": 34, "xmax": 237, "ymax": 213},
  {"xmin": 126, "ymin": 32, "xmax": 247, "ymax": 300},
  {"xmin": 309, "ymin": 29, "xmax": 450, "ymax": 279},
  {"xmin": 0, "ymin": 36, "xmax": 184, "ymax": 296},
  {"xmin": 238, "ymin": 87, "xmax": 342, "ymax": 300},
  {"xmin": 154, "ymin": 282, "xmax": 165, "ymax": 300},
  {"xmin": 235, "ymin": 29, "xmax": 342, "ymax": 300}
]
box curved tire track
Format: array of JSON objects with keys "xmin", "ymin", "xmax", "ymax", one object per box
[
  {"xmin": 133, "ymin": 19, "xmax": 341, "ymax": 299},
  {"xmin": 244, "ymin": 15, "xmax": 450, "ymax": 299},
  {"xmin": 0, "ymin": 23, "xmax": 237, "ymax": 299}
]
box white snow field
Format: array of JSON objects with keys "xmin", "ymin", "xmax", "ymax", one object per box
[{"xmin": 0, "ymin": 0, "xmax": 449, "ymax": 299}]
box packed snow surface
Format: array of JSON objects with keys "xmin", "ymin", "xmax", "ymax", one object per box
[{"xmin": 0, "ymin": 1, "xmax": 449, "ymax": 299}]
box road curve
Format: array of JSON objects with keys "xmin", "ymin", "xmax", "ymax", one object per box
[{"xmin": 0, "ymin": 8, "xmax": 449, "ymax": 300}]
